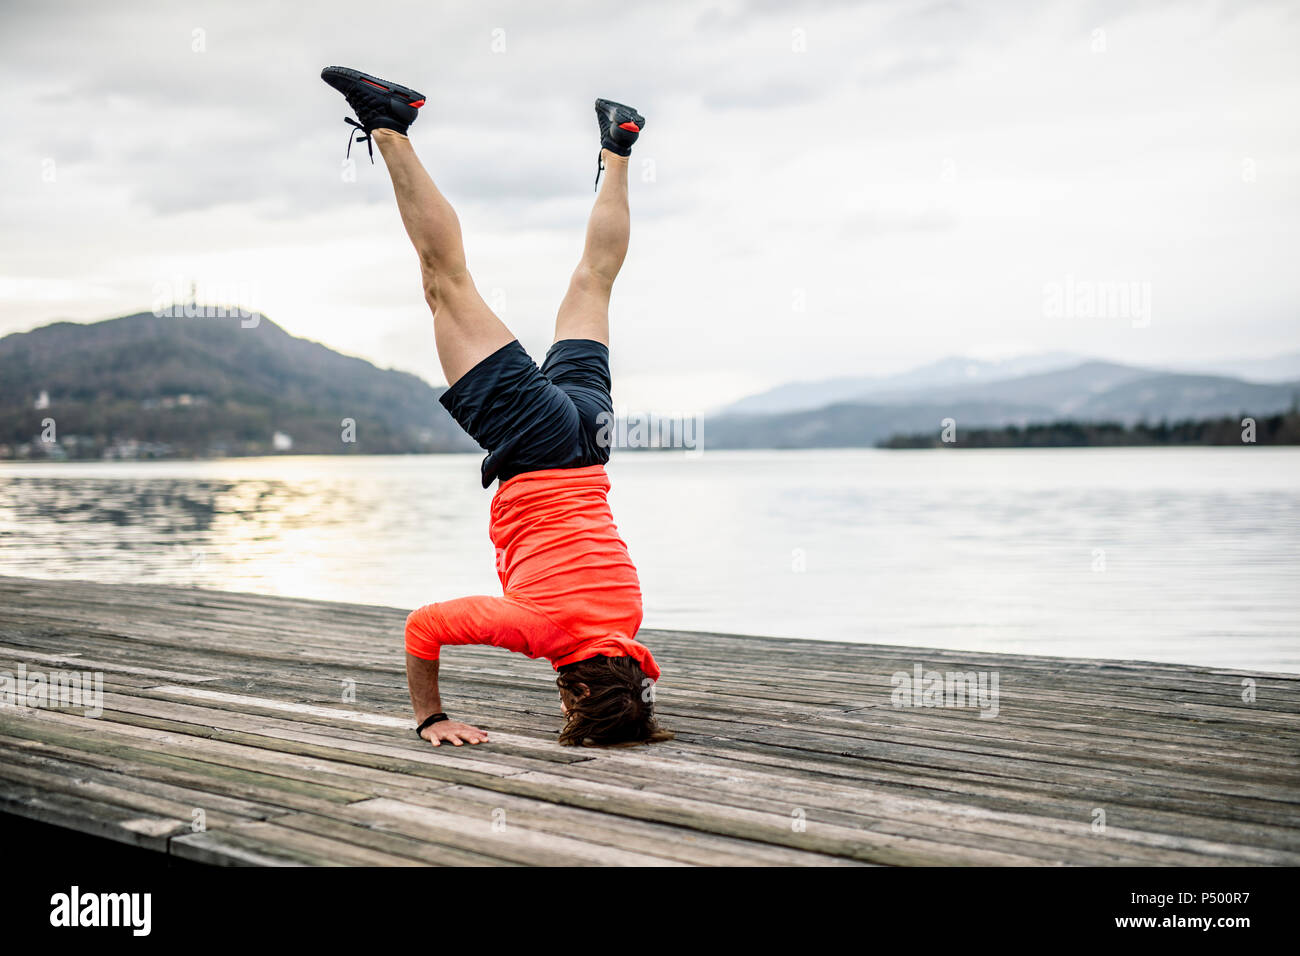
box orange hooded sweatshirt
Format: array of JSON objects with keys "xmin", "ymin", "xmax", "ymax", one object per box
[{"xmin": 404, "ymin": 465, "xmax": 660, "ymax": 680}]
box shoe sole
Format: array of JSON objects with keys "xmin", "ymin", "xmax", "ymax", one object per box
[
  {"xmin": 322, "ymin": 66, "xmax": 425, "ymax": 107},
  {"xmin": 596, "ymin": 97, "xmax": 645, "ymax": 130}
]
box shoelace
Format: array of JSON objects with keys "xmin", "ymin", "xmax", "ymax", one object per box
[
  {"xmin": 593, "ymin": 151, "xmax": 605, "ymax": 192},
  {"xmin": 343, "ymin": 117, "xmax": 374, "ymax": 164}
]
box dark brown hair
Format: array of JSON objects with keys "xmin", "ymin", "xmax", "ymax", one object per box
[{"xmin": 555, "ymin": 655, "xmax": 674, "ymax": 747}]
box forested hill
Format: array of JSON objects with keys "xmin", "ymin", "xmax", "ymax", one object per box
[
  {"xmin": 0, "ymin": 311, "xmax": 476, "ymax": 458},
  {"xmin": 880, "ymin": 410, "xmax": 1300, "ymax": 448}
]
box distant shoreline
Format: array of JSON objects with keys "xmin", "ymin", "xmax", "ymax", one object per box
[
  {"xmin": 880, "ymin": 410, "xmax": 1300, "ymax": 449},
  {"xmin": 3, "ymin": 442, "xmax": 1300, "ymax": 465}
]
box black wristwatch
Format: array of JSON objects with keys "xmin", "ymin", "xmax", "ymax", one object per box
[{"xmin": 415, "ymin": 712, "xmax": 449, "ymax": 739}]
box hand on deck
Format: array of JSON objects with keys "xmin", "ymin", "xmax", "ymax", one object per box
[{"xmin": 420, "ymin": 719, "xmax": 489, "ymax": 747}]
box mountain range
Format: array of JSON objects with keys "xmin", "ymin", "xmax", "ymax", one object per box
[
  {"xmin": 707, "ymin": 358, "xmax": 1300, "ymax": 449},
  {"xmin": 0, "ymin": 311, "xmax": 476, "ymax": 458},
  {"xmin": 722, "ymin": 352, "xmax": 1085, "ymax": 415},
  {"xmin": 722, "ymin": 352, "xmax": 1300, "ymax": 415},
  {"xmin": 2, "ymin": 310, "xmax": 1297, "ymax": 457}
]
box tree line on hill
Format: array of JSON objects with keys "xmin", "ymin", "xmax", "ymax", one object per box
[{"xmin": 879, "ymin": 410, "xmax": 1300, "ymax": 448}]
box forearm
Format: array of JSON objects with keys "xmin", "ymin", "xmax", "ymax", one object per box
[{"xmin": 405, "ymin": 652, "xmax": 443, "ymax": 721}]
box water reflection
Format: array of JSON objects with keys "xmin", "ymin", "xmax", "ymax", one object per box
[{"xmin": 1, "ymin": 449, "xmax": 1297, "ymax": 672}]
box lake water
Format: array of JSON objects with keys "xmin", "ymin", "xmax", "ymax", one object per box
[{"xmin": 1, "ymin": 448, "xmax": 1297, "ymax": 672}]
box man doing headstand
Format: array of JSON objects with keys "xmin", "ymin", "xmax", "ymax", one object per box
[{"xmin": 321, "ymin": 66, "xmax": 670, "ymax": 749}]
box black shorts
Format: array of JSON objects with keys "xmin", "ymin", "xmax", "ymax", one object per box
[{"xmin": 439, "ymin": 338, "xmax": 614, "ymax": 488}]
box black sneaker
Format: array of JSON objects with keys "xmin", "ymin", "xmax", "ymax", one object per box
[
  {"xmin": 321, "ymin": 65, "xmax": 426, "ymax": 163},
  {"xmin": 593, "ymin": 98, "xmax": 645, "ymax": 190}
]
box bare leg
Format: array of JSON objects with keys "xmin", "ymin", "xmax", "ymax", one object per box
[
  {"xmin": 553, "ymin": 150, "xmax": 630, "ymax": 345},
  {"xmin": 372, "ymin": 129, "xmax": 515, "ymax": 386}
]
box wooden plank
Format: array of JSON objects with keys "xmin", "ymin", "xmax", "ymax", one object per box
[
  {"xmin": 0, "ymin": 573, "xmax": 1296, "ymax": 867},
  {"xmin": 170, "ymin": 819, "xmax": 427, "ymax": 867}
]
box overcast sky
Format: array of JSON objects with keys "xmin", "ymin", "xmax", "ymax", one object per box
[{"xmin": 2, "ymin": 0, "xmax": 1298, "ymax": 411}]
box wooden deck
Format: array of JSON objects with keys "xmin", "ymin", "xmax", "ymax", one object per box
[{"xmin": 0, "ymin": 574, "xmax": 1297, "ymax": 866}]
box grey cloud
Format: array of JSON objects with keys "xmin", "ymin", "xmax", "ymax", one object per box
[
  {"xmin": 836, "ymin": 207, "xmax": 957, "ymax": 238},
  {"xmin": 8, "ymin": 0, "xmax": 884, "ymax": 220},
  {"xmin": 4, "ymin": 0, "xmax": 1299, "ymax": 406},
  {"xmin": 700, "ymin": 73, "xmax": 830, "ymax": 110}
]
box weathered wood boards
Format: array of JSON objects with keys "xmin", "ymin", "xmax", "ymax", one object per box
[{"xmin": 0, "ymin": 574, "xmax": 1296, "ymax": 866}]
